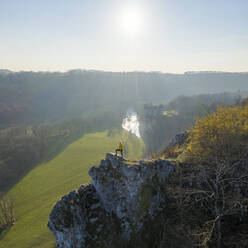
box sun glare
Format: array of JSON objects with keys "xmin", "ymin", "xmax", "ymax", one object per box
[{"xmin": 120, "ymin": 7, "xmax": 143, "ymax": 34}]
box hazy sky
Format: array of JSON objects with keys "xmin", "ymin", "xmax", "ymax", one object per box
[{"xmin": 1, "ymin": 0, "xmax": 248, "ymax": 73}]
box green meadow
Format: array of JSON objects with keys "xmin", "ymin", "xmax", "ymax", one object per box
[{"xmin": 0, "ymin": 130, "xmax": 144, "ymax": 248}]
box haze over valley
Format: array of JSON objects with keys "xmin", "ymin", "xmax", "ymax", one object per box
[{"xmin": 1, "ymin": 1, "xmax": 248, "ymax": 247}]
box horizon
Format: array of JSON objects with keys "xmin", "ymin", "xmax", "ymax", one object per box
[
  {"xmin": 1, "ymin": 68, "xmax": 248, "ymax": 75},
  {"xmin": 1, "ymin": 0, "xmax": 248, "ymax": 73}
]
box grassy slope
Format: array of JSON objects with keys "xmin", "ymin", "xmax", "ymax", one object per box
[{"xmin": 0, "ymin": 130, "xmax": 144, "ymax": 248}]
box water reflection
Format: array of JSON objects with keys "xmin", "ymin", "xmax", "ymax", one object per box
[{"xmin": 122, "ymin": 110, "xmax": 141, "ymax": 138}]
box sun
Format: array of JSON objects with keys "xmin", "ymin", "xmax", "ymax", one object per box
[{"xmin": 120, "ymin": 7, "xmax": 143, "ymax": 34}]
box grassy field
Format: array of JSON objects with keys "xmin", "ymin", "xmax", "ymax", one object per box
[{"xmin": 0, "ymin": 130, "xmax": 144, "ymax": 248}]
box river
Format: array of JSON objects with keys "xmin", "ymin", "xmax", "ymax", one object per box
[{"xmin": 122, "ymin": 109, "xmax": 141, "ymax": 138}]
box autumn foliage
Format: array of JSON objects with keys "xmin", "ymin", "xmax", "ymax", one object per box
[{"xmin": 182, "ymin": 100, "xmax": 248, "ymax": 164}]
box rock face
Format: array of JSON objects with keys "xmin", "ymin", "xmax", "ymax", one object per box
[
  {"xmin": 48, "ymin": 153, "xmax": 173, "ymax": 248},
  {"xmin": 168, "ymin": 132, "xmax": 188, "ymax": 147}
]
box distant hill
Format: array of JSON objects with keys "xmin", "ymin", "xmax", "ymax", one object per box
[
  {"xmin": 0, "ymin": 70, "xmax": 248, "ymax": 127},
  {"xmin": 0, "ymin": 69, "xmax": 12, "ymax": 75}
]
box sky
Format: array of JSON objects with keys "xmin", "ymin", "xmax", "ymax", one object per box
[{"xmin": 0, "ymin": 0, "xmax": 248, "ymax": 73}]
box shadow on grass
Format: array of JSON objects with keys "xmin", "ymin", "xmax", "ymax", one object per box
[
  {"xmin": 0, "ymin": 225, "xmax": 13, "ymax": 241},
  {"xmin": 0, "ymin": 132, "xmax": 84, "ymax": 196},
  {"xmin": 1, "ymin": 126, "xmax": 122, "ymax": 196}
]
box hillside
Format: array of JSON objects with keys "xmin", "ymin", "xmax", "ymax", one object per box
[
  {"xmin": 139, "ymin": 92, "xmax": 244, "ymax": 153},
  {"xmin": 0, "ymin": 130, "xmax": 144, "ymax": 248},
  {"xmin": 1, "ymin": 70, "xmax": 248, "ymax": 127},
  {"xmin": 0, "ymin": 113, "xmax": 121, "ymax": 193}
]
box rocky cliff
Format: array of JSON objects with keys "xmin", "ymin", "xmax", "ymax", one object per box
[{"xmin": 48, "ymin": 153, "xmax": 174, "ymax": 248}]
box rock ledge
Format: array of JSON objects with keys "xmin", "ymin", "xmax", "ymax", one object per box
[{"xmin": 48, "ymin": 153, "xmax": 173, "ymax": 248}]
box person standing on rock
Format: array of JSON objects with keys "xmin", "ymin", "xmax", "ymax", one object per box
[{"xmin": 115, "ymin": 142, "xmax": 123, "ymax": 157}]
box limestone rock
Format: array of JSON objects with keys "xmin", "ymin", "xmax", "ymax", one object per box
[{"xmin": 48, "ymin": 153, "xmax": 173, "ymax": 248}]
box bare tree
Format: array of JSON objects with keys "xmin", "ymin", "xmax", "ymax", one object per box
[
  {"xmin": 175, "ymin": 148, "xmax": 248, "ymax": 248},
  {"xmin": 0, "ymin": 196, "xmax": 15, "ymax": 232}
]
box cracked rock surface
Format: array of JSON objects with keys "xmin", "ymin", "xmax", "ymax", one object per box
[{"xmin": 48, "ymin": 153, "xmax": 173, "ymax": 248}]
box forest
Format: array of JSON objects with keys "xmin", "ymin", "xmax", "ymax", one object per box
[{"xmin": 0, "ymin": 70, "xmax": 248, "ymax": 127}]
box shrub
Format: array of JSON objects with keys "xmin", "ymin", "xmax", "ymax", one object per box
[{"xmin": 182, "ymin": 102, "xmax": 248, "ymax": 164}]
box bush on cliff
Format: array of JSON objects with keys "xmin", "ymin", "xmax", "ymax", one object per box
[{"xmin": 181, "ymin": 100, "xmax": 248, "ymax": 164}]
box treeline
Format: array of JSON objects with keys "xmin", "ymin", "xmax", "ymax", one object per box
[
  {"xmin": 0, "ymin": 70, "xmax": 248, "ymax": 127},
  {"xmin": 0, "ymin": 111, "xmax": 121, "ymax": 192},
  {"xmin": 139, "ymin": 92, "xmax": 244, "ymax": 153}
]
